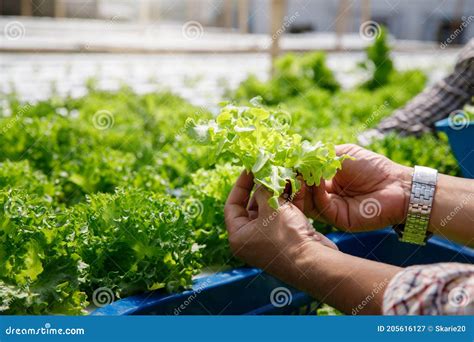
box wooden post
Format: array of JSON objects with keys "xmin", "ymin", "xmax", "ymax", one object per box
[
  {"xmin": 139, "ymin": 0, "xmax": 151, "ymax": 23},
  {"xmin": 223, "ymin": 0, "xmax": 233, "ymax": 29},
  {"xmin": 186, "ymin": 0, "xmax": 194, "ymax": 20},
  {"xmin": 95, "ymin": 0, "xmax": 100, "ymax": 19},
  {"xmin": 270, "ymin": 0, "xmax": 286, "ymax": 75},
  {"xmin": 335, "ymin": 0, "xmax": 350, "ymax": 51},
  {"xmin": 55, "ymin": 0, "xmax": 66, "ymax": 18},
  {"xmin": 21, "ymin": 0, "xmax": 33, "ymax": 16},
  {"xmin": 361, "ymin": 0, "xmax": 371, "ymax": 24},
  {"xmin": 238, "ymin": 0, "xmax": 249, "ymax": 33}
]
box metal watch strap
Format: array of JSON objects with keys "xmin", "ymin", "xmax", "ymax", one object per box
[{"xmin": 395, "ymin": 166, "xmax": 438, "ymax": 245}]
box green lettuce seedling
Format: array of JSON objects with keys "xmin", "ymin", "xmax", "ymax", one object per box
[{"xmin": 186, "ymin": 100, "xmax": 350, "ymax": 208}]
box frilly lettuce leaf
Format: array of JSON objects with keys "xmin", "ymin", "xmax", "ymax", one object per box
[{"xmin": 186, "ymin": 100, "xmax": 351, "ymax": 208}]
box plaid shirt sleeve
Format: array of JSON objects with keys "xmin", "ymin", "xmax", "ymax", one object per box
[
  {"xmin": 383, "ymin": 263, "xmax": 474, "ymax": 315},
  {"xmin": 362, "ymin": 39, "xmax": 474, "ymax": 140}
]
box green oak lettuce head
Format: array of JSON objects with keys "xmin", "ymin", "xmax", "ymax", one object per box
[{"xmin": 186, "ymin": 100, "xmax": 351, "ymax": 208}]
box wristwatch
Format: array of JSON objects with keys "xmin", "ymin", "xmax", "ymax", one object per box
[{"xmin": 393, "ymin": 166, "xmax": 438, "ymax": 245}]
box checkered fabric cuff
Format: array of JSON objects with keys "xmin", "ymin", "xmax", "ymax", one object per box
[{"xmin": 383, "ymin": 263, "xmax": 474, "ymax": 315}]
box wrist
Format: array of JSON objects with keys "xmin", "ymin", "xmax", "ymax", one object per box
[
  {"xmin": 396, "ymin": 165, "xmax": 414, "ymax": 224},
  {"xmin": 276, "ymin": 240, "xmax": 329, "ymax": 286},
  {"xmin": 395, "ymin": 165, "xmax": 439, "ymax": 245},
  {"xmin": 289, "ymin": 241, "xmax": 343, "ymax": 287}
]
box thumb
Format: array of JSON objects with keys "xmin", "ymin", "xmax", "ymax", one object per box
[{"xmin": 253, "ymin": 185, "xmax": 272, "ymax": 206}]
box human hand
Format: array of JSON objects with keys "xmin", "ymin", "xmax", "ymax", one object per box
[
  {"xmin": 300, "ymin": 144, "xmax": 412, "ymax": 231},
  {"xmin": 224, "ymin": 171, "xmax": 337, "ymax": 282}
]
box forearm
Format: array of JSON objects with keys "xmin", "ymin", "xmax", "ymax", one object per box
[
  {"xmin": 429, "ymin": 174, "xmax": 474, "ymax": 246},
  {"xmin": 287, "ymin": 245, "xmax": 400, "ymax": 315}
]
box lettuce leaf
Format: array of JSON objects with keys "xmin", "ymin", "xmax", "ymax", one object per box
[{"xmin": 186, "ymin": 101, "xmax": 350, "ymax": 208}]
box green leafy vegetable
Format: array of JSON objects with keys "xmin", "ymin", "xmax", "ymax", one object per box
[
  {"xmin": 186, "ymin": 101, "xmax": 350, "ymax": 208},
  {"xmin": 71, "ymin": 189, "xmax": 201, "ymax": 297},
  {"xmin": 183, "ymin": 164, "xmax": 242, "ymax": 266},
  {"xmin": 233, "ymin": 52, "xmax": 339, "ymax": 105},
  {"xmin": 0, "ymin": 190, "xmax": 87, "ymax": 314},
  {"xmin": 359, "ymin": 27, "xmax": 394, "ymax": 90}
]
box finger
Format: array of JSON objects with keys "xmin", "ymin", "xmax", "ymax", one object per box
[
  {"xmin": 335, "ymin": 144, "xmax": 367, "ymax": 172},
  {"xmin": 224, "ymin": 171, "xmax": 254, "ymax": 233},
  {"xmin": 252, "ymin": 185, "xmax": 272, "ymax": 207},
  {"xmin": 248, "ymin": 210, "xmax": 258, "ymax": 220},
  {"xmin": 304, "ymin": 183, "xmax": 314, "ymax": 214},
  {"xmin": 323, "ymin": 178, "xmax": 335, "ymax": 193},
  {"xmin": 247, "ymin": 194, "xmax": 258, "ymax": 220},
  {"xmin": 335, "ymin": 144, "xmax": 350, "ymax": 156},
  {"xmin": 248, "ymin": 193, "xmax": 258, "ymax": 211},
  {"xmin": 335, "ymin": 143, "xmax": 360, "ymax": 156},
  {"xmin": 292, "ymin": 180, "xmax": 306, "ymax": 212},
  {"xmin": 311, "ymin": 179, "xmax": 334, "ymax": 224},
  {"xmin": 226, "ymin": 171, "xmax": 254, "ymax": 207}
]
